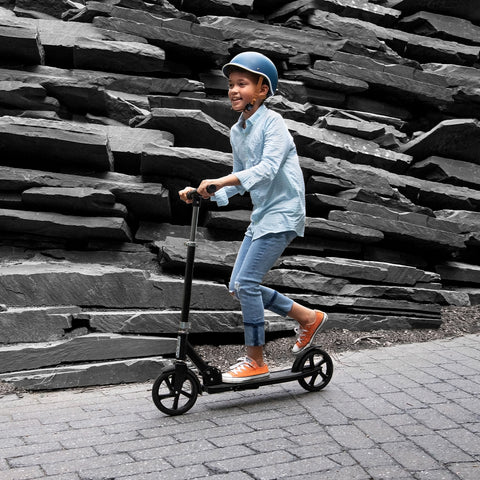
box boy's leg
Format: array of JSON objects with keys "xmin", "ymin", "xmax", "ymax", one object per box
[
  {"xmin": 234, "ymin": 231, "xmax": 296, "ymax": 348},
  {"xmin": 222, "ymin": 231, "xmax": 294, "ymax": 383}
]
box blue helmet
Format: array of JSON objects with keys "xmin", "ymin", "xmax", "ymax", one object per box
[{"xmin": 222, "ymin": 51, "xmax": 278, "ymax": 97}]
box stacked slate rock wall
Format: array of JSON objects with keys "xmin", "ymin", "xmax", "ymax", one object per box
[{"xmin": 0, "ymin": 0, "xmax": 479, "ymax": 390}]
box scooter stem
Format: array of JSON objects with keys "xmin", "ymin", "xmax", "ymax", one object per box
[{"xmin": 176, "ymin": 194, "xmax": 200, "ymax": 360}]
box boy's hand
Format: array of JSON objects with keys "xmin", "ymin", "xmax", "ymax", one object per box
[
  {"xmin": 197, "ymin": 180, "xmax": 217, "ymax": 199},
  {"xmin": 178, "ymin": 186, "xmax": 195, "ymax": 204}
]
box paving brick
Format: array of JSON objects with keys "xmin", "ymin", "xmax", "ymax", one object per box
[
  {"xmin": 165, "ymin": 444, "xmax": 254, "ymax": 468},
  {"xmin": 354, "ymin": 419, "xmax": 403, "ymax": 443},
  {"xmin": 350, "ymin": 447, "xmax": 398, "ymax": 467},
  {"xmin": 412, "ymin": 434, "xmax": 474, "ymax": 463},
  {"xmin": 209, "ymin": 427, "xmax": 291, "ymax": 448},
  {"xmin": 381, "ymin": 441, "xmax": 441, "ymax": 470},
  {"xmin": 206, "ymin": 450, "xmax": 295, "ymax": 473},
  {"xmin": 0, "ymin": 465, "xmax": 47, "ymax": 480},
  {"xmin": 326, "ymin": 425, "xmax": 375, "ymax": 449},
  {"xmin": 246, "ymin": 455, "xmax": 338, "ymax": 479},
  {"xmin": 439, "ymin": 428, "xmax": 480, "ymax": 455},
  {"xmin": 448, "ymin": 462, "xmax": 480, "ymax": 480}
]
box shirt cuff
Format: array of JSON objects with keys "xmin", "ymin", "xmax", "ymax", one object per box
[{"xmin": 212, "ymin": 188, "xmax": 229, "ymax": 207}]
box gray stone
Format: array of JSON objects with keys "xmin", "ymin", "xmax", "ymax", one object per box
[
  {"xmin": 287, "ymin": 119, "xmax": 412, "ymax": 173},
  {"xmin": 92, "ymin": 15, "xmax": 230, "ymax": 66},
  {"xmin": 141, "ymin": 144, "xmax": 232, "ymax": 180},
  {"xmin": 313, "ymin": 57, "xmax": 453, "ymax": 109},
  {"xmin": 329, "ymin": 210, "xmax": 466, "ymax": 251},
  {"xmin": 400, "ymin": 119, "xmax": 480, "ymax": 164},
  {"xmin": 277, "ymin": 255, "xmax": 440, "ymax": 286},
  {"xmin": 306, "ymin": 217, "xmax": 384, "ymax": 244},
  {"xmin": 436, "ymin": 262, "xmax": 480, "ymax": 285},
  {"xmin": 0, "ymin": 116, "xmax": 113, "ymax": 172},
  {"xmin": 158, "ymin": 236, "xmax": 241, "ymax": 271},
  {"xmin": 399, "ymin": 11, "xmax": 480, "ymax": 46},
  {"xmin": 337, "ymin": 284, "xmax": 470, "ymax": 307},
  {"xmin": 0, "ymin": 306, "xmax": 78, "ymax": 344},
  {"xmin": 0, "ymin": 16, "xmax": 44, "ymax": 65},
  {"xmin": 408, "ymin": 156, "xmax": 480, "ymax": 190},
  {"xmin": 137, "ymin": 108, "xmax": 230, "ymax": 151},
  {"xmin": 0, "ymin": 165, "xmax": 171, "ymax": 221},
  {"xmin": 37, "ymin": 17, "xmax": 148, "ymax": 65},
  {"xmin": 0, "ymin": 81, "xmax": 58, "ymax": 111},
  {"xmin": 148, "ymin": 95, "xmax": 238, "ymax": 127},
  {"xmin": 104, "ymin": 124, "xmax": 174, "ymax": 174},
  {"xmin": 73, "ymin": 38, "xmax": 166, "ymax": 74},
  {"xmin": 0, "ymin": 208, "xmax": 133, "ymax": 242},
  {"xmin": 0, "ymin": 333, "xmax": 176, "ymax": 373},
  {"xmin": 264, "ymin": 269, "xmax": 349, "ymax": 295},
  {"xmin": 0, "ymin": 356, "xmax": 168, "ymax": 390},
  {"xmin": 169, "ymin": 0, "xmax": 254, "ymax": 17},
  {"xmin": 434, "ymin": 210, "xmax": 480, "ymax": 233},
  {"xmin": 389, "ymin": 0, "xmax": 480, "ymax": 24},
  {"xmin": 0, "ymin": 262, "xmax": 237, "ymax": 309},
  {"xmin": 86, "ymin": 309, "xmax": 294, "ymax": 335},
  {"xmin": 21, "ymin": 187, "xmax": 127, "ymax": 217}
]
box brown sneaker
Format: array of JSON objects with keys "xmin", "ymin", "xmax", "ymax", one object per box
[
  {"xmin": 222, "ymin": 357, "xmax": 270, "ymax": 383},
  {"xmin": 292, "ymin": 311, "xmax": 328, "ymax": 354}
]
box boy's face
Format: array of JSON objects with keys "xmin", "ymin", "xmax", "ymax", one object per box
[{"xmin": 228, "ymin": 70, "xmax": 268, "ymax": 113}]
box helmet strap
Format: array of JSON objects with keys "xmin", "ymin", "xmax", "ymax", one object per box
[{"xmin": 244, "ymin": 76, "xmax": 264, "ymax": 112}]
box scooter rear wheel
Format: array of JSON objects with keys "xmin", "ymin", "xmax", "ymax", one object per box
[
  {"xmin": 294, "ymin": 347, "xmax": 333, "ymax": 392},
  {"xmin": 152, "ymin": 368, "xmax": 199, "ymax": 416}
]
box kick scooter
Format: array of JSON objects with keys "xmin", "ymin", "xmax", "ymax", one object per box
[{"xmin": 152, "ymin": 188, "xmax": 333, "ymax": 416}]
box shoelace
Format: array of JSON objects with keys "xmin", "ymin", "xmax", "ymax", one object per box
[
  {"xmin": 228, "ymin": 357, "xmax": 253, "ymax": 374},
  {"xmin": 294, "ymin": 326, "xmax": 308, "ymax": 344}
]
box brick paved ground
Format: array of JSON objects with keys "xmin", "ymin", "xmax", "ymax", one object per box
[{"xmin": 1, "ymin": 334, "xmax": 479, "ymax": 479}]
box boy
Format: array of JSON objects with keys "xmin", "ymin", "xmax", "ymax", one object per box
[{"xmin": 179, "ymin": 51, "xmax": 328, "ymax": 383}]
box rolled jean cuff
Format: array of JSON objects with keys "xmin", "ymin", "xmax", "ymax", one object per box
[{"xmin": 244, "ymin": 322, "xmax": 265, "ymax": 347}]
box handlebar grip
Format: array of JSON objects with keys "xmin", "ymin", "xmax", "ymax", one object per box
[{"xmin": 186, "ymin": 184, "xmax": 217, "ymax": 200}]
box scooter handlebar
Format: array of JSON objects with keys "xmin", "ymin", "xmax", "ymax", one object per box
[{"xmin": 186, "ymin": 184, "xmax": 217, "ymax": 200}]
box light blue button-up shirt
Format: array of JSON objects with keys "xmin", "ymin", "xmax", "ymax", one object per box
[{"xmin": 213, "ymin": 104, "xmax": 305, "ymax": 240}]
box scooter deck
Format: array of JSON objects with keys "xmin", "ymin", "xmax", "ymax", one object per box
[{"xmin": 203, "ymin": 366, "xmax": 317, "ymax": 393}]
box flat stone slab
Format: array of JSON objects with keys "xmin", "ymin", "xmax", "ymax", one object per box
[
  {"xmin": 0, "ymin": 356, "xmax": 168, "ymax": 390},
  {"xmin": 0, "ymin": 333, "xmax": 176, "ymax": 373},
  {"xmin": 141, "ymin": 145, "xmax": 232, "ymax": 180},
  {"xmin": 136, "ymin": 108, "xmax": 231, "ymax": 152},
  {"xmin": 0, "ymin": 262, "xmax": 237, "ymax": 309},
  {"xmin": 85, "ymin": 309, "xmax": 295, "ymax": 335},
  {"xmin": 409, "ymin": 156, "xmax": 480, "ymax": 190},
  {"xmin": 287, "ymin": 119, "xmax": 412, "ymax": 173},
  {"xmin": 0, "ymin": 306, "xmax": 79, "ymax": 344},
  {"xmin": 21, "ymin": 187, "xmax": 127, "ymax": 217},
  {"xmin": 0, "ymin": 165, "xmax": 171, "ymax": 221},
  {"xmin": 399, "ymin": 118, "xmax": 480, "ymax": 165},
  {"xmin": 436, "ymin": 261, "xmax": 480, "ymax": 285},
  {"xmin": 329, "ymin": 210, "xmax": 466, "ymax": 251},
  {"xmin": 0, "ymin": 16, "xmax": 44, "ymax": 65},
  {"xmin": 0, "ymin": 116, "xmax": 113, "ymax": 171},
  {"xmin": 277, "ymin": 255, "xmax": 440, "ymax": 286},
  {"xmin": 73, "ymin": 37, "xmax": 166, "ymax": 73},
  {"xmin": 0, "ymin": 208, "xmax": 132, "ymax": 242}
]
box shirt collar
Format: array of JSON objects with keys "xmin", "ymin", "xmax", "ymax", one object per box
[{"xmin": 235, "ymin": 104, "xmax": 267, "ymax": 130}]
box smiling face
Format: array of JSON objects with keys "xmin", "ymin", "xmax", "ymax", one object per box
[{"xmin": 227, "ymin": 69, "xmax": 269, "ymax": 115}]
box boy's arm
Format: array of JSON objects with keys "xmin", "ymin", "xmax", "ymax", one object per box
[
  {"xmin": 235, "ymin": 115, "xmax": 290, "ymax": 190},
  {"xmin": 197, "ymin": 173, "xmax": 243, "ymax": 206}
]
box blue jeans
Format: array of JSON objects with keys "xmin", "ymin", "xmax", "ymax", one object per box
[{"xmin": 229, "ymin": 231, "xmax": 297, "ymax": 347}]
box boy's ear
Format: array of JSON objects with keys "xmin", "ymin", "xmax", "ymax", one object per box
[{"xmin": 259, "ymin": 83, "xmax": 269, "ymax": 98}]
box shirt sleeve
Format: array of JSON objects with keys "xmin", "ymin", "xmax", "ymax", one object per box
[{"xmin": 235, "ymin": 114, "xmax": 291, "ymax": 191}]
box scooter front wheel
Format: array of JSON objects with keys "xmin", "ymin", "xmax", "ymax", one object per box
[
  {"xmin": 152, "ymin": 367, "xmax": 199, "ymax": 416},
  {"xmin": 293, "ymin": 346, "xmax": 333, "ymax": 392}
]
